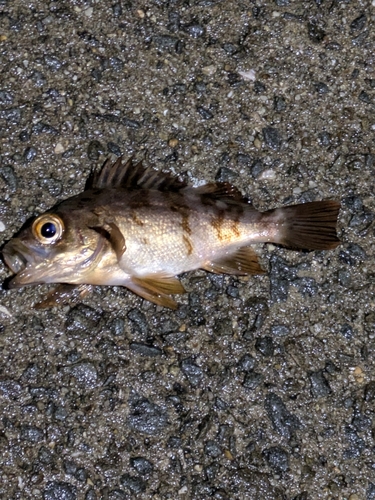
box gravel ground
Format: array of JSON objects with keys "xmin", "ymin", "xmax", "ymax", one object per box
[{"xmin": 0, "ymin": 1, "xmax": 374, "ymax": 499}]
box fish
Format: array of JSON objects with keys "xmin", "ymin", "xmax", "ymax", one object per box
[{"xmin": 2, "ymin": 157, "xmax": 341, "ymax": 309}]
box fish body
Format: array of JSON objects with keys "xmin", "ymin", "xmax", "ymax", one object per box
[{"xmin": 2, "ymin": 158, "xmax": 340, "ymax": 308}]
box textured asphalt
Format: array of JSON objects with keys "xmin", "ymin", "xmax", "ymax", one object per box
[{"xmin": 0, "ymin": 1, "xmax": 374, "ymax": 499}]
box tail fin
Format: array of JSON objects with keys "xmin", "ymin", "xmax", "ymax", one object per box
[{"xmin": 266, "ymin": 200, "xmax": 341, "ymax": 250}]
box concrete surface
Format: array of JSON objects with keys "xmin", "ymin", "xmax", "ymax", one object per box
[{"xmin": 0, "ymin": 0, "xmax": 374, "ymax": 499}]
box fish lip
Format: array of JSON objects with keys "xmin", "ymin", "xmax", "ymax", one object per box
[
  {"xmin": 2, "ymin": 239, "xmax": 45, "ymax": 288},
  {"xmin": 2, "ymin": 239, "xmax": 32, "ymax": 274}
]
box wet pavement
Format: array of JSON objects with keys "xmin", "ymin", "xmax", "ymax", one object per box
[{"xmin": 0, "ymin": 1, "xmax": 374, "ymax": 499}]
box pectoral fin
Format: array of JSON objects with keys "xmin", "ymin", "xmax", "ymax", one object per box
[
  {"xmin": 126, "ymin": 274, "xmax": 186, "ymax": 309},
  {"xmin": 202, "ymin": 247, "xmax": 265, "ymax": 275},
  {"xmin": 35, "ymin": 284, "xmax": 93, "ymax": 309}
]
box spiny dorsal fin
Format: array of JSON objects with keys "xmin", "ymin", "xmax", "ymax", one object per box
[
  {"xmin": 88, "ymin": 157, "xmax": 187, "ymax": 192},
  {"xmin": 202, "ymin": 246, "xmax": 265, "ymax": 275}
]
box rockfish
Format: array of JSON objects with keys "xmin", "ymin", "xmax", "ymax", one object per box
[{"xmin": 2, "ymin": 157, "xmax": 340, "ymax": 309}]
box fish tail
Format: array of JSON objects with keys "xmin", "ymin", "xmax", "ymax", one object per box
[{"xmin": 265, "ymin": 200, "xmax": 341, "ymax": 250}]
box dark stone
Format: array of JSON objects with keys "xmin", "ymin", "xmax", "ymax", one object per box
[
  {"xmin": 0, "ymin": 165, "xmax": 17, "ymax": 192},
  {"xmin": 264, "ymin": 446, "xmax": 289, "ymax": 473},
  {"xmin": 167, "ymin": 436, "xmax": 182, "ymax": 448},
  {"xmin": 295, "ymin": 277, "xmax": 318, "ymax": 297},
  {"xmin": 87, "ymin": 140, "xmax": 105, "ymax": 161},
  {"xmin": 122, "ymin": 116, "xmax": 142, "ymax": 130},
  {"xmin": 38, "ymin": 446, "xmax": 53, "ymax": 465},
  {"xmin": 237, "ymin": 153, "xmax": 251, "ymax": 165},
  {"xmin": 274, "ymin": 96, "xmax": 286, "ymax": 112},
  {"xmin": 130, "ymin": 343, "xmax": 162, "ymax": 357},
  {"xmin": 254, "ymin": 81, "xmax": 266, "ymax": 93},
  {"xmin": 1, "ymin": 107, "xmax": 22, "ymax": 124},
  {"xmin": 350, "ymin": 13, "xmax": 366, "ymax": 31},
  {"xmin": 197, "ymin": 106, "xmax": 213, "ymax": 120},
  {"xmin": 309, "ymin": 370, "xmax": 332, "ymax": 398},
  {"xmin": 205, "ymin": 440, "xmax": 221, "ymax": 458},
  {"xmin": 108, "ymin": 490, "xmax": 127, "ymax": 500},
  {"xmin": 367, "ymin": 482, "xmax": 375, "ymax": 500},
  {"xmin": 127, "ymin": 394, "xmax": 168, "ymax": 435},
  {"xmin": 307, "ymin": 22, "xmax": 326, "ymax": 43},
  {"xmin": 91, "ymin": 68, "xmax": 102, "ymax": 82},
  {"xmin": 43, "ymin": 482, "xmax": 77, "ymax": 500},
  {"xmin": 30, "ymin": 70, "xmax": 46, "ymax": 87},
  {"xmin": 44, "ymin": 54, "xmax": 62, "ymax": 71},
  {"xmin": 364, "ymin": 381, "xmax": 375, "ymax": 402},
  {"xmin": 243, "ymin": 372, "xmax": 263, "ymax": 390},
  {"xmin": 255, "ymin": 336, "xmax": 274, "ymax": 357},
  {"xmin": 250, "ymin": 158, "xmax": 266, "ymax": 179},
  {"xmin": 130, "ymin": 457, "xmax": 153, "ymax": 475},
  {"xmin": 193, "ymin": 83, "xmax": 207, "ymax": 98},
  {"xmin": 262, "ymin": 127, "xmax": 282, "ymax": 150},
  {"xmin": 32, "ymin": 122, "xmax": 59, "ymax": 135},
  {"xmin": 185, "ymin": 23, "xmax": 205, "ymax": 38},
  {"xmin": 352, "ymin": 413, "xmax": 371, "ymax": 432},
  {"xmin": 223, "ymin": 42, "xmax": 238, "ymax": 55},
  {"xmin": 110, "ymin": 318, "xmax": 125, "ymax": 336},
  {"xmin": 109, "ymin": 57, "xmax": 124, "ymax": 71},
  {"xmin": 271, "ymin": 324, "xmax": 290, "ymax": 337},
  {"xmin": 213, "ymin": 317, "xmax": 233, "ymax": 336},
  {"xmin": 85, "ymin": 490, "xmax": 97, "ymax": 500},
  {"xmin": 215, "ymin": 166, "xmax": 238, "ymax": 182},
  {"xmin": 107, "ymin": 141, "xmax": 122, "ymax": 156},
  {"xmin": 340, "ymin": 324, "xmax": 354, "ymax": 339},
  {"xmin": 0, "ymin": 90, "xmax": 14, "ymax": 104},
  {"xmin": 120, "ymin": 473, "xmax": 146, "ymax": 494},
  {"xmin": 318, "ymin": 131, "xmax": 332, "ymax": 147},
  {"xmin": 264, "ymin": 393, "xmax": 301, "ymax": 439},
  {"xmin": 19, "ymin": 129, "xmax": 30, "ymax": 142},
  {"xmin": 237, "ymin": 354, "xmax": 256, "ymax": 372},
  {"xmin": 127, "ymin": 308, "xmax": 148, "ymax": 334},
  {"xmin": 339, "ymin": 244, "xmax": 367, "ymax": 266},
  {"xmin": 315, "ymin": 82, "xmax": 329, "ymax": 94},
  {"xmin": 269, "ymin": 255, "xmax": 297, "ymax": 302},
  {"xmin": 293, "ymin": 493, "xmax": 308, "ymax": 500},
  {"xmin": 359, "ymin": 90, "xmax": 372, "ymax": 104},
  {"xmin": 352, "ymin": 31, "xmax": 369, "ymax": 46},
  {"xmin": 343, "ymin": 425, "xmax": 365, "ymax": 458},
  {"xmin": 20, "ymin": 425, "xmax": 44, "ymax": 442},
  {"xmin": 69, "ymin": 361, "xmax": 98, "ymax": 388},
  {"xmin": 180, "ymin": 358, "xmax": 204, "ymax": 387},
  {"xmin": 153, "ymin": 35, "xmax": 179, "ymax": 52},
  {"xmin": 66, "ymin": 305, "xmax": 101, "ymax": 335}
]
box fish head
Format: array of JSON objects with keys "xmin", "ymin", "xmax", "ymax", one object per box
[{"xmin": 2, "ymin": 208, "xmax": 105, "ymax": 288}]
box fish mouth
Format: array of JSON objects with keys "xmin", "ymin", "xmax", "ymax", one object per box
[{"xmin": 2, "ymin": 239, "xmax": 45, "ymax": 288}]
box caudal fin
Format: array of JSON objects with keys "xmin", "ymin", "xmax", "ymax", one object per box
[{"xmin": 266, "ymin": 200, "xmax": 341, "ymax": 250}]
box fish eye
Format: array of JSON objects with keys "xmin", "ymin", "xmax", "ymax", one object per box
[{"xmin": 32, "ymin": 214, "xmax": 64, "ymax": 244}]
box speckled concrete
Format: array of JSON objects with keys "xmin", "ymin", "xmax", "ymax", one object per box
[{"xmin": 0, "ymin": 1, "xmax": 374, "ymax": 499}]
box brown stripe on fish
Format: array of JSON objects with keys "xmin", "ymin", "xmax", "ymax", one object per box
[
  {"xmin": 167, "ymin": 194, "xmax": 193, "ymax": 236},
  {"xmin": 210, "ymin": 209, "xmax": 226, "ymax": 241},
  {"xmin": 131, "ymin": 211, "xmax": 144, "ymax": 226},
  {"xmin": 229, "ymin": 204, "xmax": 244, "ymax": 239},
  {"xmin": 183, "ymin": 233, "xmax": 194, "ymax": 256}
]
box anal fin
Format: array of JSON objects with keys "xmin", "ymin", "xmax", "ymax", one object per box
[
  {"xmin": 202, "ymin": 247, "xmax": 265, "ymax": 275},
  {"xmin": 126, "ymin": 274, "xmax": 186, "ymax": 309}
]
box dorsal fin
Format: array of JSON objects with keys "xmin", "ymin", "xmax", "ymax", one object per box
[
  {"xmin": 87, "ymin": 157, "xmax": 187, "ymax": 191},
  {"xmin": 191, "ymin": 182, "xmax": 250, "ymax": 202}
]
